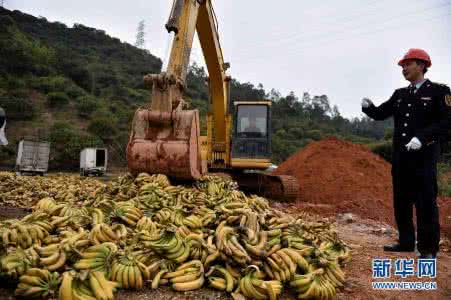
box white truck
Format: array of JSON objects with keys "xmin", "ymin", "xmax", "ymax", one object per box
[
  {"xmin": 80, "ymin": 148, "xmax": 107, "ymax": 176},
  {"xmin": 15, "ymin": 139, "xmax": 50, "ymax": 175}
]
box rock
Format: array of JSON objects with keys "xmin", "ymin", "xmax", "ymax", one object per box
[{"xmin": 339, "ymin": 213, "xmax": 356, "ymax": 223}]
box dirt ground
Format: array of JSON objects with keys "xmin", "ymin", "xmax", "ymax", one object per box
[{"xmin": 1, "ymin": 206, "xmax": 449, "ymax": 300}]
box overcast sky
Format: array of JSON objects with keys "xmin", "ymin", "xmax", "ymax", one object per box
[{"xmin": 5, "ymin": 0, "xmax": 451, "ymax": 118}]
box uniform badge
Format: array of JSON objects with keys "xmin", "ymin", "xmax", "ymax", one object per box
[
  {"xmin": 445, "ymin": 95, "xmax": 451, "ymax": 106},
  {"xmin": 421, "ymin": 97, "xmax": 431, "ymax": 100}
]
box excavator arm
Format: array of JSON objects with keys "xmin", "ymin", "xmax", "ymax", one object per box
[{"xmin": 126, "ymin": 0, "xmax": 231, "ymax": 179}]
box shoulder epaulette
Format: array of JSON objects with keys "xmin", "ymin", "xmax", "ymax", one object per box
[{"xmin": 429, "ymin": 81, "xmax": 449, "ymax": 88}]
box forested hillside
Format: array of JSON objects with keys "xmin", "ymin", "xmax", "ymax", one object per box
[{"xmin": 0, "ymin": 7, "xmax": 392, "ymax": 170}]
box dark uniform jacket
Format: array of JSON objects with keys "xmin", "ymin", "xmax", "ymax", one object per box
[{"xmin": 362, "ymin": 79, "xmax": 451, "ymax": 169}]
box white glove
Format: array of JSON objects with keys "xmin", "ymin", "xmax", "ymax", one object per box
[
  {"xmin": 406, "ymin": 137, "xmax": 422, "ymax": 151},
  {"xmin": 361, "ymin": 98, "xmax": 373, "ymax": 108}
]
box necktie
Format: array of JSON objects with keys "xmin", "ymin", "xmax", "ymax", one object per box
[{"xmin": 409, "ymin": 85, "xmax": 417, "ymax": 94}]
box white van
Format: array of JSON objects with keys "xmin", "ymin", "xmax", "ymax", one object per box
[{"xmin": 80, "ymin": 148, "xmax": 107, "ymax": 176}]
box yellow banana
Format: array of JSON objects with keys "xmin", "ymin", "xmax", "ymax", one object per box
[
  {"xmin": 151, "ymin": 270, "xmax": 167, "ymax": 289},
  {"xmin": 40, "ymin": 251, "xmax": 60, "ymax": 266},
  {"xmin": 89, "ymin": 272, "xmax": 108, "ymax": 300},
  {"xmin": 170, "ymin": 271, "xmax": 200, "ymax": 284},
  {"xmin": 93, "ymin": 271, "xmax": 114, "ymax": 300},
  {"xmin": 59, "ymin": 272, "xmax": 74, "ymax": 300},
  {"xmin": 47, "ymin": 251, "xmax": 66, "ymax": 271},
  {"xmin": 172, "ymin": 275, "xmax": 204, "ymax": 291}
]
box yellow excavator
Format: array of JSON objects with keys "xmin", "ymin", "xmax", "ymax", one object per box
[{"xmin": 126, "ymin": 0, "xmax": 298, "ymax": 200}]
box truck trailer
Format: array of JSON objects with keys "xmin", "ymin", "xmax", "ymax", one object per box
[
  {"xmin": 80, "ymin": 148, "xmax": 107, "ymax": 176},
  {"xmin": 15, "ymin": 139, "xmax": 50, "ymax": 175}
]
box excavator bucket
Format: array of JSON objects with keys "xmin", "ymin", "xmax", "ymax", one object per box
[{"xmin": 126, "ymin": 107, "xmax": 205, "ymax": 180}]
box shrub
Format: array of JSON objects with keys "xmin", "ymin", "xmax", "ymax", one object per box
[
  {"xmin": 31, "ymin": 76, "xmax": 65, "ymax": 93},
  {"xmin": 305, "ymin": 129, "xmax": 322, "ymax": 141},
  {"xmin": 47, "ymin": 92, "xmax": 69, "ymax": 107},
  {"xmin": 368, "ymin": 141, "xmax": 392, "ymax": 163},
  {"xmin": 76, "ymin": 96, "xmax": 99, "ymax": 118},
  {"xmin": 66, "ymin": 84, "xmax": 86, "ymax": 98},
  {"xmin": 0, "ymin": 95, "xmax": 35, "ymax": 120},
  {"xmin": 49, "ymin": 122, "xmax": 102, "ymax": 169},
  {"xmin": 88, "ymin": 112, "xmax": 117, "ymax": 138}
]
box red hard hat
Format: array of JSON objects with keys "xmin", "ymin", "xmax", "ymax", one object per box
[{"xmin": 398, "ymin": 48, "xmax": 431, "ymax": 68}]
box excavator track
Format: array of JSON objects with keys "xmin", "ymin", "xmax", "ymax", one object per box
[{"xmin": 231, "ymin": 172, "xmax": 299, "ymax": 202}]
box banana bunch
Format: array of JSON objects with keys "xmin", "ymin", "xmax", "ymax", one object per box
[
  {"xmin": 50, "ymin": 214, "xmax": 90, "ymax": 230},
  {"xmin": 183, "ymin": 215, "xmax": 203, "ymax": 229},
  {"xmin": 89, "ymin": 223, "xmax": 119, "ymax": 244},
  {"xmin": 186, "ymin": 234, "xmax": 209, "ymax": 263},
  {"xmin": 319, "ymin": 240, "xmax": 352, "ymax": 265},
  {"xmin": 110, "ymin": 253, "xmax": 150, "ymax": 289},
  {"xmin": 111, "ymin": 223, "xmax": 128, "ymax": 240},
  {"xmin": 219, "ymin": 201, "xmax": 247, "ymax": 216},
  {"xmin": 144, "ymin": 231, "xmax": 191, "ymax": 264},
  {"xmin": 196, "ymin": 207, "xmax": 216, "ymax": 227},
  {"xmin": 266, "ymin": 229, "xmax": 282, "ymax": 250},
  {"xmin": 112, "ymin": 205, "xmax": 143, "ymax": 227},
  {"xmin": 132, "ymin": 249, "xmax": 160, "ymax": 268},
  {"xmin": 196, "ymin": 175, "xmax": 238, "ymax": 194},
  {"xmin": 1, "ymin": 222, "xmax": 49, "ymax": 248},
  {"xmin": 246, "ymin": 196, "xmax": 271, "ymax": 214},
  {"xmin": 33, "ymin": 197, "xmax": 57, "ymax": 212},
  {"xmin": 1, "ymin": 247, "xmax": 36, "ymax": 277},
  {"xmin": 239, "ymin": 266, "xmax": 283, "ymax": 300},
  {"xmin": 162, "ymin": 260, "xmax": 205, "ymax": 292},
  {"xmin": 89, "ymin": 271, "xmax": 120, "ymax": 300},
  {"xmin": 49, "ymin": 203, "xmax": 77, "ymax": 217},
  {"xmin": 73, "ymin": 242, "xmax": 118, "ymax": 274},
  {"xmin": 206, "ymin": 265, "xmax": 236, "ymax": 292},
  {"xmin": 41, "ymin": 234, "xmax": 61, "ymax": 245},
  {"xmin": 72, "ymin": 275, "xmax": 102, "ymax": 300},
  {"xmin": 60, "ymin": 271, "xmax": 120, "ymax": 300},
  {"xmin": 264, "ymin": 248, "xmax": 309, "ymax": 282},
  {"xmin": 59, "ymin": 228, "xmax": 90, "ymax": 251},
  {"xmin": 215, "ymin": 222, "xmax": 251, "ymax": 265},
  {"xmin": 183, "ymin": 191, "xmax": 208, "ymax": 209},
  {"xmin": 15, "ymin": 268, "xmax": 60, "ymax": 299},
  {"xmin": 310, "ymin": 259, "xmax": 346, "ymax": 289},
  {"xmin": 91, "ymin": 208, "xmax": 105, "ymax": 225},
  {"xmin": 136, "ymin": 216, "xmax": 158, "ymax": 233},
  {"xmin": 39, "ymin": 244, "xmax": 67, "ymax": 271},
  {"xmin": 290, "ymin": 268, "xmax": 337, "ymax": 300},
  {"xmin": 50, "ymin": 215, "xmax": 71, "ymax": 228},
  {"xmin": 136, "ymin": 173, "xmax": 170, "ymax": 188},
  {"xmin": 243, "ymin": 230, "xmax": 268, "ymax": 258},
  {"xmin": 153, "ymin": 208, "xmax": 176, "ymax": 225},
  {"xmin": 268, "ymin": 215, "xmax": 296, "ymax": 230}
]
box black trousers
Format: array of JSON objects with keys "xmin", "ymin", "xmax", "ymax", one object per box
[{"xmin": 391, "ymin": 146, "xmax": 440, "ymax": 254}]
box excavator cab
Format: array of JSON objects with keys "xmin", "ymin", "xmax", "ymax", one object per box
[{"xmin": 231, "ymin": 101, "xmax": 272, "ymax": 169}]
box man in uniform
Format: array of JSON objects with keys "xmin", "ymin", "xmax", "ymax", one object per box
[{"xmin": 361, "ymin": 48, "xmax": 451, "ymax": 259}]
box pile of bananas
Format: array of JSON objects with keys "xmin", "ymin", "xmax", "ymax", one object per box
[
  {"xmin": 0, "ymin": 172, "xmax": 351, "ymax": 299},
  {"xmin": 0, "ymin": 172, "xmax": 104, "ymax": 208}
]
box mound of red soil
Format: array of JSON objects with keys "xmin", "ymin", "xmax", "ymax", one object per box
[
  {"xmin": 274, "ymin": 137, "xmax": 394, "ymax": 224},
  {"xmin": 274, "ymin": 137, "xmax": 451, "ymax": 240}
]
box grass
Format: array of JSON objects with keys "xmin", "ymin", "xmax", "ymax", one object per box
[{"xmin": 438, "ymin": 161, "xmax": 451, "ymax": 197}]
